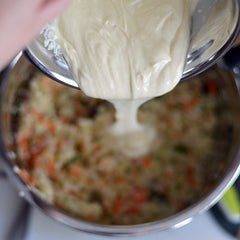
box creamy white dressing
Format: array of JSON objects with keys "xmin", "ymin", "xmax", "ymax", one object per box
[
  {"xmin": 53, "ymin": 0, "xmax": 194, "ymax": 157},
  {"xmin": 107, "ymin": 99, "xmax": 156, "ymax": 157}
]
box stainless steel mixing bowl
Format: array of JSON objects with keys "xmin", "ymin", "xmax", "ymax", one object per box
[
  {"xmin": 25, "ymin": 0, "xmax": 240, "ymax": 89},
  {"xmin": 0, "ymin": 55, "xmax": 240, "ymax": 236}
]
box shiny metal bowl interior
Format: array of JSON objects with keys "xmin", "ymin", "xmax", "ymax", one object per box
[
  {"xmin": 182, "ymin": 0, "xmax": 240, "ymax": 79},
  {"xmin": 0, "ymin": 55, "xmax": 240, "ymax": 236},
  {"xmin": 25, "ymin": 0, "xmax": 240, "ymax": 89}
]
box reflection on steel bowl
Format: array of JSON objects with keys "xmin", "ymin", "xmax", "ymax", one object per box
[{"xmin": 0, "ymin": 56, "xmax": 240, "ymax": 235}]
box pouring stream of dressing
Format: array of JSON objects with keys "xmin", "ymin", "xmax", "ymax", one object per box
[
  {"xmin": 52, "ymin": 0, "xmax": 196, "ymax": 157},
  {"xmin": 107, "ymin": 99, "xmax": 156, "ymax": 157}
]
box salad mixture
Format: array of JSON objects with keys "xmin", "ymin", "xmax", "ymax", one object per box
[{"xmin": 14, "ymin": 69, "xmax": 232, "ymax": 225}]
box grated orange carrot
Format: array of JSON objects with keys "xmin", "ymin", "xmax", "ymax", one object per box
[
  {"xmin": 111, "ymin": 197, "xmax": 124, "ymax": 213},
  {"xmin": 143, "ymin": 157, "xmax": 152, "ymax": 168},
  {"xmin": 70, "ymin": 166, "xmax": 82, "ymax": 178},
  {"xmin": 206, "ymin": 80, "xmax": 218, "ymax": 95},
  {"xmin": 32, "ymin": 110, "xmax": 55, "ymax": 133},
  {"xmin": 127, "ymin": 205, "xmax": 140, "ymax": 215},
  {"xmin": 181, "ymin": 97, "xmax": 200, "ymax": 111},
  {"xmin": 69, "ymin": 190, "xmax": 78, "ymax": 196},
  {"xmin": 19, "ymin": 169, "xmax": 31, "ymax": 185},
  {"xmin": 19, "ymin": 169, "xmax": 38, "ymax": 186},
  {"xmin": 130, "ymin": 188, "xmax": 148, "ymax": 204},
  {"xmin": 48, "ymin": 159, "xmax": 56, "ymax": 178},
  {"xmin": 32, "ymin": 110, "xmax": 42, "ymax": 119},
  {"xmin": 41, "ymin": 119, "xmax": 55, "ymax": 133},
  {"xmin": 117, "ymin": 177, "xmax": 128, "ymax": 184},
  {"xmin": 86, "ymin": 213, "xmax": 95, "ymax": 221},
  {"xmin": 56, "ymin": 139, "xmax": 66, "ymax": 149},
  {"xmin": 18, "ymin": 136, "xmax": 28, "ymax": 148},
  {"xmin": 94, "ymin": 145, "xmax": 102, "ymax": 153},
  {"xmin": 166, "ymin": 119, "xmax": 173, "ymax": 129}
]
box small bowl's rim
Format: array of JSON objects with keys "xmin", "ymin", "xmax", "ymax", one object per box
[
  {"xmin": 182, "ymin": 0, "xmax": 240, "ymax": 81},
  {"xmin": 1, "ymin": 55, "xmax": 240, "ymax": 236},
  {"xmin": 181, "ymin": 0, "xmax": 240, "ymax": 81}
]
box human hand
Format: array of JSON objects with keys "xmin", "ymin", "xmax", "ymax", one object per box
[{"xmin": 0, "ymin": 0, "xmax": 72, "ymax": 70}]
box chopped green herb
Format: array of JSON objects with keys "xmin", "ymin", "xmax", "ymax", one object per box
[
  {"xmin": 64, "ymin": 154, "xmax": 81, "ymax": 168},
  {"xmin": 174, "ymin": 182, "xmax": 182, "ymax": 191},
  {"xmin": 149, "ymin": 190, "xmax": 167, "ymax": 202},
  {"xmin": 81, "ymin": 98, "xmax": 88, "ymax": 106},
  {"xmin": 174, "ymin": 144, "xmax": 189, "ymax": 154}
]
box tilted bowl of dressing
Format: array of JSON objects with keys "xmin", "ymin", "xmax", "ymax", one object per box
[
  {"xmin": 0, "ymin": 54, "xmax": 240, "ymax": 236},
  {"xmin": 25, "ymin": 0, "xmax": 240, "ymax": 90}
]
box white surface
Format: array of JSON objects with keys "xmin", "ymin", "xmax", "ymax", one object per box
[
  {"xmin": 0, "ymin": 178, "xmax": 236, "ymax": 240},
  {"xmin": 0, "ymin": 179, "xmax": 23, "ymax": 240},
  {"xmin": 25, "ymin": 209, "xmax": 235, "ymax": 240}
]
